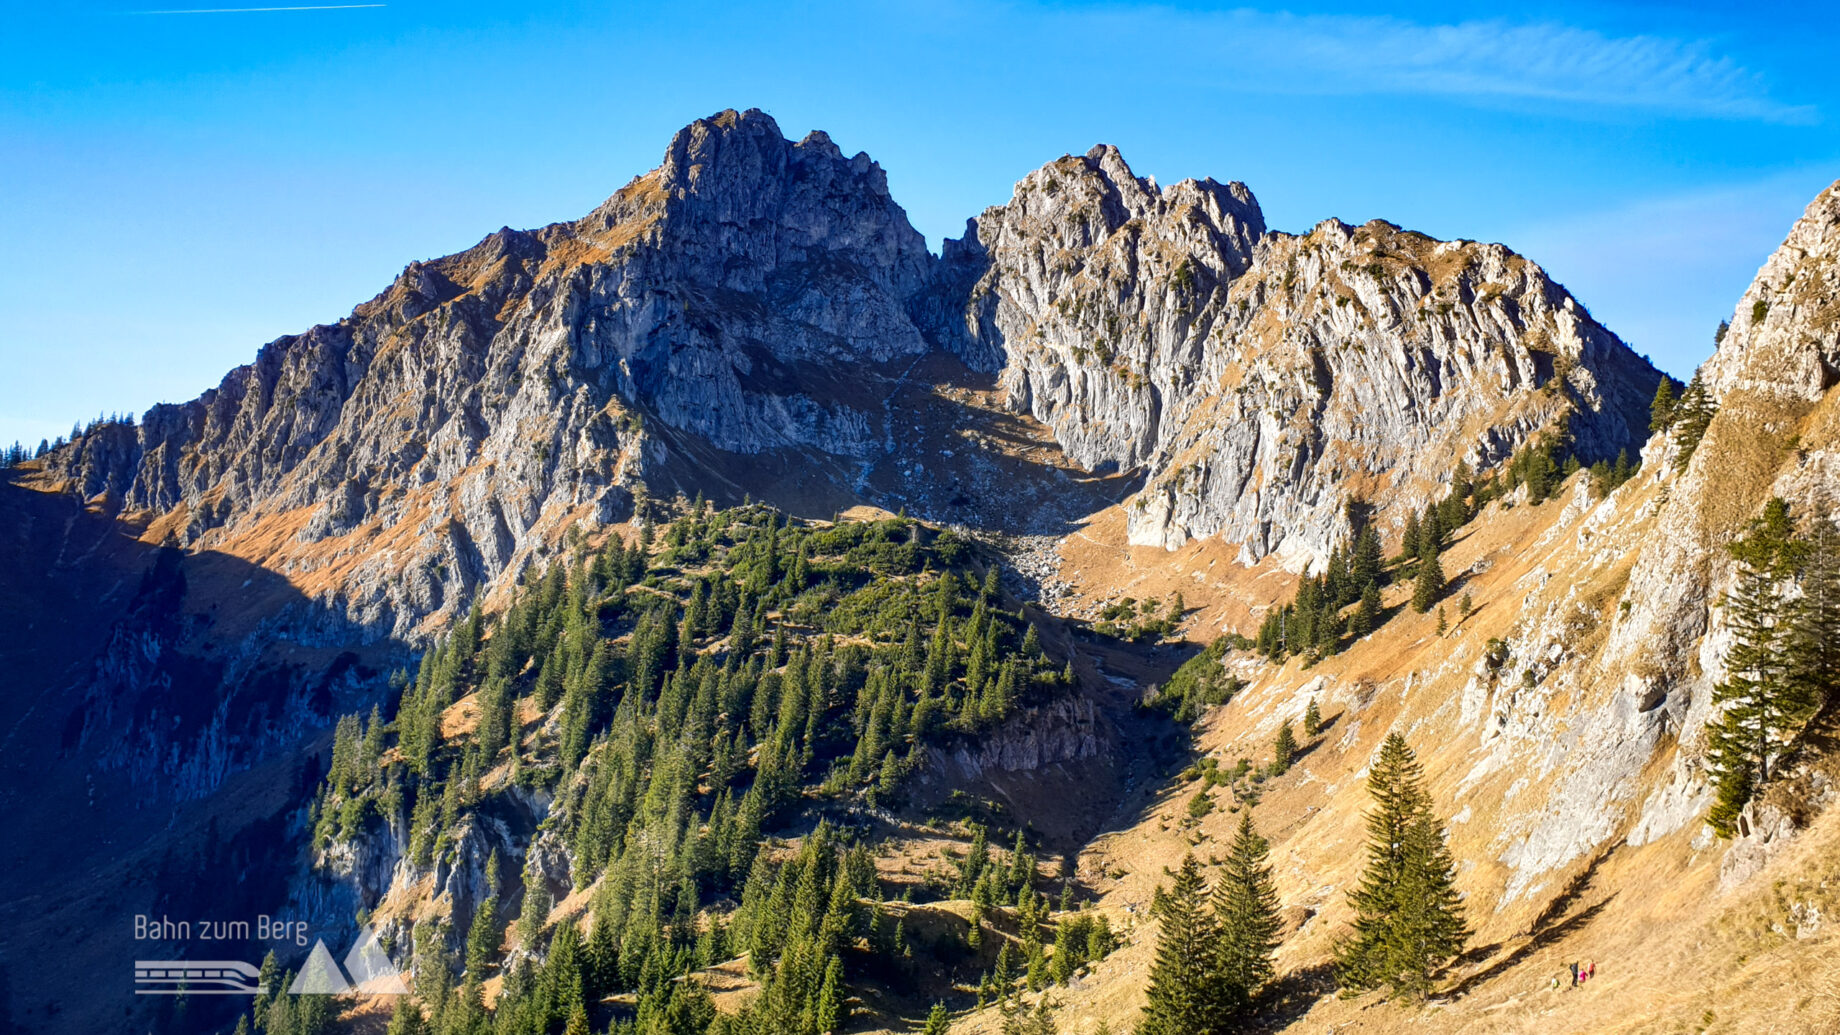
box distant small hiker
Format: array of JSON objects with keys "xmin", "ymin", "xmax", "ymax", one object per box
[
  {"xmin": 1570, "ymin": 961, "xmax": 1579, "ymax": 987},
  {"xmin": 1587, "ymin": 961, "xmax": 1597, "ymax": 982}
]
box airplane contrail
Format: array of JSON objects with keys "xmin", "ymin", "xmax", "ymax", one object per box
[{"xmin": 132, "ymin": 4, "xmax": 385, "ymax": 12}]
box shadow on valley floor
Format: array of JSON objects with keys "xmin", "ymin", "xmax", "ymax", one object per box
[
  {"xmin": 639, "ymin": 352, "xmax": 1148, "ymax": 539},
  {"xmin": 0, "ymin": 475, "xmax": 410, "ymax": 1035}
]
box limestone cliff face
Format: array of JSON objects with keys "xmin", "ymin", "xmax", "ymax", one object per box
[
  {"xmin": 1611, "ymin": 180, "xmax": 1840, "ymax": 710},
  {"xmin": 35, "ymin": 112, "xmax": 1664, "ymax": 646},
  {"xmin": 1702, "ymin": 180, "xmax": 1840, "ymax": 402},
  {"xmin": 39, "ymin": 110, "xmax": 937, "ymax": 640},
  {"xmin": 932, "ymin": 146, "xmax": 1659, "ymax": 566},
  {"xmin": 1465, "ymin": 179, "xmax": 1840, "ymax": 892}
]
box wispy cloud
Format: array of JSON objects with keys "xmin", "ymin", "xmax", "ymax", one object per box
[
  {"xmin": 132, "ymin": 4, "xmax": 384, "ymax": 13},
  {"xmin": 1065, "ymin": 6, "xmax": 1812, "ymax": 124},
  {"xmin": 1506, "ymin": 171, "xmax": 1836, "ymax": 372}
]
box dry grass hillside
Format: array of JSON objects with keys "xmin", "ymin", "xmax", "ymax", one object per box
[{"xmin": 930, "ymin": 436, "xmax": 1840, "ymax": 1035}]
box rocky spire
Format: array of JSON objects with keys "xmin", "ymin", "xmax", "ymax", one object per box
[{"xmin": 928, "ymin": 144, "xmax": 1657, "ymax": 566}]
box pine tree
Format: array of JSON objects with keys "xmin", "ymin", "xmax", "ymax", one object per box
[
  {"xmin": 1271, "ymin": 723, "xmax": 1297, "ymax": 775},
  {"xmin": 1352, "ymin": 524, "xmax": 1385, "ymax": 589},
  {"xmin": 924, "ymin": 1002, "xmax": 951, "ymax": 1035},
  {"xmin": 518, "ymin": 859, "xmax": 551, "ymax": 947},
  {"xmin": 1671, "ymin": 372, "xmax": 1716, "ymax": 471},
  {"xmin": 1706, "ymin": 498, "xmax": 1812, "ymax": 835},
  {"xmin": 1212, "ymin": 812, "xmax": 1282, "ymax": 1012},
  {"xmin": 1353, "ymin": 582, "xmax": 1382, "ymax": 636},
  {"xmin": 1304, "ymin": 698, "xmax": 1322, "ymax": 738},
  {"xmin": 1336, "ymin": 734, "xmax": 1468, "ymax": 999},
  {"xmin": 385, "ymin": 996, "xmax": 429, "ymax": 1035},
  {"xmin": 1649, "ymin": 375, "xmax": 1678, "ymax": 433},
  {"xmin": 1399, "ymin": 511, "xmax": 1421, "ymax": 567},
  {"xmin": 1411, "ymin": 552, "xmax": 1444, "ymax": 614},
  {"xmin": 1139, "ymin": 854, "xmax": 1222, "ymax": 1035},
  {"xmin": 1789, "ymin": 512, "xmax": 1840, "ymax": 721}
]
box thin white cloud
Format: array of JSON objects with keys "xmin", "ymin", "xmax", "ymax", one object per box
[
  {"xmin": 1065, "ymin": 6, "xmax": 1811, "ymax": 124},
  {"xmin": 1505, "ymin": 171, "xmax": 1836, "ymax": 373},
  {"xmin": 132, "ymin": 4, "xmax": 384, "ymax": 13}
]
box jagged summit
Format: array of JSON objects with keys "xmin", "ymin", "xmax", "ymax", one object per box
[
  {"xmin": 32, "ymin": 109, "xmax": 1658, "ymax": 642},
  {"xmin": 1703, "ymin": 177, "xmax": 1840, "ymax": 400},
  {"xmin": 935, "ymin": 142, "xmax": 1656, "ymax": 562}
]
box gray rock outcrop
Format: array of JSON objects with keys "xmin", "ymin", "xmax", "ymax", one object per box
[
  {"xmin": 33, "ymin": 110, "xmax": 1663, "ymax": 643},
  {"xmin": 929, "ymin": 146, "xmax": 1659, "ymax": 566}
]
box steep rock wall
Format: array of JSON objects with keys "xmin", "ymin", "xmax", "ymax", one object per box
[{"xmin": 931, "ymin": 147, "xmax": 1659, "ymax": 567}]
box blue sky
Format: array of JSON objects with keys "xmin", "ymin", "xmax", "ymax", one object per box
[{"xmin": 2, "ymin": 1, "xmax": 1836, "ymax": 449}]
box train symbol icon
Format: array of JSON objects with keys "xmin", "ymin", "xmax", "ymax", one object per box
[{"xmin": 135, "ymin": 924, "xmax": 407, "ymax": 996}]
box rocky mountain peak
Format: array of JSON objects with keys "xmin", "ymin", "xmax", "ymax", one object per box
[
  {"xmin": 27, "ymin": 112, "xmax": 1663, "ymax": 644},
  {"xmin": 1703, "ymin": 178, "xmax": 1840, "ymax": 401},
  {"xmin": 928, "ymin": 146, "xmax": 1655, "ymax": 566},
  {"xmin": 607, "ymin": 107, "xmax": 933, "ymax": 298}
]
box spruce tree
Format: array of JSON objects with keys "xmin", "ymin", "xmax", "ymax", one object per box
[
  {"xmin": 924, "ymin": 1002, "xmax": 951, "ymax": 1035},
  {"xmin": 1411, "ymin": 552, "xmax": 1444, "ymax": 614},
  {"xmin": 1213, "ymin": 811, "xmax": 1282, "ymax": 1013},
  {"xmin": 465, "ymin": 852, "xmax": 502, "ymax": 977},
  {"xmin": 1790, "ymin": 513, "xmax": 1840, "ymax": 720},
  {"xmin": 385, "ymin": 996, "xmax": 429, "ymax": 1035},
  {"xmin": 1336, "ymin": 734, "xmax": 1468, "ymax": 999},
  {"xmin": 1706, "ymin": 498, "xmax": 1811, "ymax": 835},
  {"xmin": 1671, "ymin": 372, "xmax": 1716, "ymax": 471},
  {"xmin": 1399, "ymin": 512, "xmax": 1421, "ymax": 567},
  {"xmin": 1000, "ymin": 996, "xmax": 1058, "ymax": 1035},
  {"xmin": 518, "ymin": 859, "xmax": 551, "ymax": 947},
  {"xmin": 1352, "ymin": 524, "xmax": 1385, "ymax": 589},
  {"xmin": 1304, "ymin": 697, "xmax": 1323, "ymax": 738},
  {"xmin": 814, "ymin": 954, "xmax": 845, "ymax": 1034},
  {"xmin": 1649, "ymin": 375, "xmax": 1678, "ymax": 433},
  {"xmin": 1354, "ymin": 583, "xmax": 1382, "ymax": 636},
  {"xmin": 1139, "ymin": 854, "xmax": 1222, "ymax": 1035},
  {"xmin": 1272, "ymin": 723, "xmax": 1297, "ymax": 775}
]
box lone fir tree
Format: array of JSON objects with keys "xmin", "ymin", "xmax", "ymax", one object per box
[
  {"xmin": 1212, "ymin": 812, "xmax": 1283, "ymax": 1012},
  {"xmin": 1272, "ymin": 722, "xmax": 1298, "ymax": 775},
  {"xmin": 1336, "ymin": 733, "xmax": 1468, "ymax": 999},
  {"xmin": 1139, "ymin": 854, "xmax": 1220, "ymax": 1035}
]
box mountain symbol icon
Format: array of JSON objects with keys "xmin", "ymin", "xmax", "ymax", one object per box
[
  {"xmin": 342, "ymin": 924, "xmax": 410, "ymax": 994},
  {"xmin": 287, "ymin": 940, "xmax": 350, "ymax": 995},
  {"xmin": 286, "ymin": 925, "xmax": 407, "ymax": 996}
]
